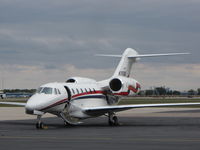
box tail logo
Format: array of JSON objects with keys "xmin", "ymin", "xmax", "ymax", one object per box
[{"xmin": 128, "ymin": 83, "xmax": 141, "ymax": 93}]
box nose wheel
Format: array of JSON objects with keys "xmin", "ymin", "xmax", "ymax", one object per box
[
  {"xmin": 108, "ymin": 113, "xmax": 119, "ymax": 126},
  {"xmin": 36, "ymin": 122, "xmax": 44, "ymax": 129},
  {"xmin": 36, "ymin": 115, "xmax": 45, "ymax": 129}
]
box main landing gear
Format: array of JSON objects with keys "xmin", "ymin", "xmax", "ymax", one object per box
[
  {"xmin": 36, "ymin": 115, "xmax": 45, "ymax": 129},
  {"xmin": 108, "ymin": 112, "xmax": 119, "ymax": 126}
]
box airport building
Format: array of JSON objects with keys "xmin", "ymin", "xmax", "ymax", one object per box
[{"xmin": 0, "ymin": 90, "xmax": 6, "ymax": 99}]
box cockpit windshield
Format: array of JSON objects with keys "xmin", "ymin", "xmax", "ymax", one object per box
[
  {"xmin": 41, "ymin": 87, "xmax": 53, "ymax": 94},
  {"xmin": 36, "ymin": 87, "xmax": 43, "ymax": 93},
  {"xmin": 36, "ymin": 87, "xmax": 53, "ymax": 94}
]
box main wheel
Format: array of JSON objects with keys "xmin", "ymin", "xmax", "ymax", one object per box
[
  {"xmin": 108, "ymin": 115, "xmax": 119, "ymax": 126},
  {"xmin": 36, "ymin": 122, "xmax": 44, "ymax": 129},
  {"xmin": 113, "ymin": 116, "xmax": 119, "ymax": 126}
]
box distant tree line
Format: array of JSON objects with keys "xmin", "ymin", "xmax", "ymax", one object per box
[
  {"xmin": 139, "ymin": 87, "xmax": 200, "ymax": 96},
  {"xmin": 3, "ymin": 89, "xmax": 36, "ymax": 93}
]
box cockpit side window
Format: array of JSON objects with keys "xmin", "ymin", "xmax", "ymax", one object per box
[
  {"xmin": 54, "ymin": 88, "xmax": 57, "ymax": 95},
  {"xmin": 36, "ymin": 87, "xmax": 43, "ymax": 93},
  {"xmin": 41, "ymin": 87, "xmax": 53, "ymax": 94}
]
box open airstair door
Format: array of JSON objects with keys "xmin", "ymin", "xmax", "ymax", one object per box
[{"xmin": 64, "ymin": 86, "xmax": 72, "ymax": 101}]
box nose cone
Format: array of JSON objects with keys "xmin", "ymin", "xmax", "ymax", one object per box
[
  {"xmin": 25, "ymin": 94, "xmax": 45, "ymax": 114},
  {"xmin": 25, "ymin": 96, "xmax": 36, "ymax": 114}
]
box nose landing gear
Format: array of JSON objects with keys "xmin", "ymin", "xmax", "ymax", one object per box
[{"xmin": 36, "ymin": 115, "xmax": 46, "ymax": 129}]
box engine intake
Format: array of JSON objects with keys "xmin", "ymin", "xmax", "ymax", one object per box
[{"xmin": 109, "ymin": 78, "xmax": 122, "ymax": 91}]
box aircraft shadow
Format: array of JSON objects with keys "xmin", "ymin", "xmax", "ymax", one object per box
[{"xmin": 1, "ymin": 116, "xmax": 200, "ymax": 130}]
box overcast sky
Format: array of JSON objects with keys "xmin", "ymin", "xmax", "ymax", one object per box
[{"xmin": 0, "ymin": 0, "xmax": 200, "ymax": 91}]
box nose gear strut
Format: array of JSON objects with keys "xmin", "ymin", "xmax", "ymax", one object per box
[{"xmin": 36, "ymin": 115, "xmax": 45, "ymax": 129}]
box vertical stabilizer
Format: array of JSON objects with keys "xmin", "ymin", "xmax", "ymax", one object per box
[{"xmin": 113, "ymin": 48, "xmax": 138, "ymax": 77}]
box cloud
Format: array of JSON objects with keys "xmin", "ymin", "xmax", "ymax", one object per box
[
  {"xmin": 0, "ymin": 63, "xmax": 200, "ymax": 91},
  {"xmin": 0, "ymin": 0, "xmax": 200, "ymax": 89},
  {"xmin": 0, "ymin": 63, "xmax": 113, "ymax": 89},
  {"xmin": 133, "ymin": 63, "xmax": 200, "ymax": 91}
]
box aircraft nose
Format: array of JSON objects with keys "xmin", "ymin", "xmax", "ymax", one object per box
[
  {"xmin": 25, "ymin": 98, "xmax": 35, "ymax": 114},
  {"xmin": 25, "ymin": 94, "xmax": 42, "ymax": 114}
]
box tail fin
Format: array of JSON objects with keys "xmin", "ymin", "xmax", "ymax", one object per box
[
  {"xmin": 113, "ymin": 48, "xmax": 138, "ymax": 77},
  {"xmin": 96, "ymin": 48, "xmax": 190, "ymax": 78}
]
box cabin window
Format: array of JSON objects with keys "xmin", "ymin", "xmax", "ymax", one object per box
[
  {"xmin": 76, "ymin": 89, "xmax": 79, "ymax": 94},
  {"xmin": 81, "ymin": 89, "xmax": 83, "ymax": 93},
  {"xmin": 89, "ymin": 88, "xmax": 92, "ymax": 93},
  {"xmin": 85, "ymin": 88, "xmax": 88, "ymax": 93},
  {"xmin": 93, "ymin": 88, "xmax": 96, "ymax": 93},
  {"xmin": 71, "ymin": 89, "xmax": 75, "ymax": 94}
]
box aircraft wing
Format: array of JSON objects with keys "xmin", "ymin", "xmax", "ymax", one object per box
[
  {"xmin": 0, "ymin": 102, "xmax": 26, "ymax": 106},
  {"xmin": 84, "ymin": 103, "xmax": 200, "ymax": 116}
]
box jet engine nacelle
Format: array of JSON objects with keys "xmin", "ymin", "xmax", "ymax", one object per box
[
  {"xmin": 66, "ymin": 77, "xmax": 97, "ymax": 84},
  {"xmin": 109, "ymin": 76, "xmax": 141, "ymax": 96}
]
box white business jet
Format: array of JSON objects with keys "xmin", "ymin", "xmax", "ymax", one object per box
[{"xmin": 1, "ymin": 48, "xmax": 199, "ymax": 129}]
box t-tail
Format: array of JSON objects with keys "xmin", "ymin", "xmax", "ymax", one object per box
[{"xmin": 97, "ymin": 48, "xmax": 190, "ymax": 78}]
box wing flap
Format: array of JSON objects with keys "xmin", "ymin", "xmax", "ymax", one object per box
[{"xmin": 84, "ymin": 103, "xmax": 200, "ymax": 116}]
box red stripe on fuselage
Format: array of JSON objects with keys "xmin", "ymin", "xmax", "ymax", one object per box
[
  {"xmin": 114, "ymin": 92, "xmax": 129, "ymax": 96},
  {"xmin": 40, "ymin": 98, "xmax": 68, "ymax": 111},
  {"xmin": 72, "ymin": 91, "xmax": 104, "ymax": 99},
  {"xmin": 40, "ymin": 91, "xmax": 104, "ymax": 111}
]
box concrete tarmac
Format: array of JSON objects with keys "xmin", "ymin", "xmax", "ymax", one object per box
[{"xmin": 1, "ymin": 107, "xmax": 200, "ymax": 150}]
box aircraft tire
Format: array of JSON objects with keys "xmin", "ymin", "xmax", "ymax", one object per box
[
  {"xmin": 109, "ymin": 116, "xmax": 119, "ymax": 126},
  {"xmin": 36, "ymin": 122, "xmax": 44, "ymax": 129}
]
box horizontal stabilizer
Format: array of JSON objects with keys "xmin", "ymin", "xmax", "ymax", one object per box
[
  {"xmin": 95, "ymin": 54, "xmax": 122, "ymax": 57},
  {"xmin": 128, "ymin": 53, "xmax": 190, "ymax": 58},
  {"xmin": 96, "ymin": 53, "xmax": 190, "ymax": 58}
]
